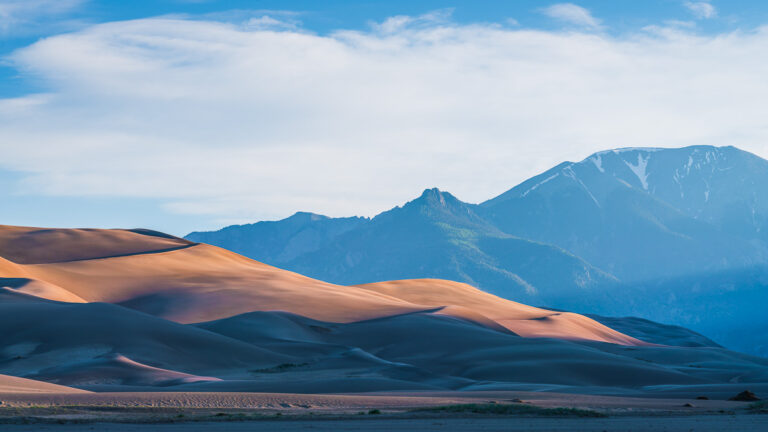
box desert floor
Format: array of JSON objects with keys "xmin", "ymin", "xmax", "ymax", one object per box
[{"xmin": 0, "ymin": 390, "xmax": 765, "ymax": 431}]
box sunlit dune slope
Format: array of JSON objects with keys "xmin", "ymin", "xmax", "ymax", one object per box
[
  {"xmin": 0, "ymin": 225, "xmax": 643, "ymax": 345},
  {"xmin": 0, "ymin": 374, "xmax": 89, "ymax": 394},
  {"xmin": 355, "ymin": 279, "xmax": 646, "ymax": 345},
  {"xmin": 0, "ymin": 225, "xmax": 191, "ymax": 264}
]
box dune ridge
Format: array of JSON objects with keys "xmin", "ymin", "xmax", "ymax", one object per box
[
  {"xmin": 0, "ymin": 225, "xmax": 641, "ymax": 345},
  {"xmin": 3, "ymin": 224, "xmax": 768, "ymax": 395},
  {"xmin": 356, "ymin": 279, "xmax": 646, "ymax": 345}
]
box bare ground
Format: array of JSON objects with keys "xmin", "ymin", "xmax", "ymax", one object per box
[{"xmin": 0, "ymin": 390, "xmax": 765, "ymax": 432}]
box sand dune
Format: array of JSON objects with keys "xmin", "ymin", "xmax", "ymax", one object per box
[
  {"xmin": 195, "ymin": 310, "xmax": 696, "ymax": 389},
  {"xmin": 587, "ymin": 315, "xmax": 723, "ymax": 348},
  {"xmin": 0, "ymin": 226, "xmax": 642, "ymax": 345},
  {"xmin": 0, "ymin": 278, "xmax": 86, "ymax": 303},
  {"xmin": 0, "ymin": 225, "xmax": 191, "ymax": 264},
  {"xmin": 0, "ymin": 374, "xmax": 88, "ymax": 394},
  {"xmin": 356, "ymin": 279, "xmax": 646, "ymax": 345},
  {"xmin": 33, "ymin": 354, "xmax": 222, "ymax": 387},
  {"xmin": 6, "ymin": 241, "xmax": 423, "ymax": 324},
  {"xmin": 0, "ymin": 291, "xmax": 291, "ymax": 385},
  {"xmin": 192, "ymin": 308, "xmax": 768, "ymax": 391},
  {"xmin": 2, "ymin": 224, "xmax": 768, "ymax": 394}
]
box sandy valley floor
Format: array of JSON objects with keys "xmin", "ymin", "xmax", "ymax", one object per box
[{"xmin": 0, "ymin": 390, "xmax": 766, "ymax": 431}]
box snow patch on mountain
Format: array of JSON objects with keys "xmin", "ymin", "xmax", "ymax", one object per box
[
  {"xmin": 610, "ymin": 147, "xmax": 664, "ymax": 154},
  {"xmin": 563, "ymin": 166, "xmax": 600, "ymax": 207},
  {"xmin": 522, "ymin": 173, "xmax": 560, "ymax": 197},
  {"xmin": 591, "ymin": 154, "xmax": 605, "ymax": 173},
  {"xmin": 624, "ymin": 153, "xmax": 650, "ymax": 190}
]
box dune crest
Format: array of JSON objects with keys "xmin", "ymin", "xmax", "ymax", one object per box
[
  {"xmin": 0, "ymin": 278, "xmax": 86, "ymax": 303},
  {"xmin": 0, "ymin": 225, "xmax": 641, "ymax": 345},
  {"xmin": 356, "ymin": 279, "xmax": 646, "ymax": 345}
]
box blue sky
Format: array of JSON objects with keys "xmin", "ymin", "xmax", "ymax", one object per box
[{"xmin": 3, "ymin": 0, "xmax": 768, "ymax": 235}]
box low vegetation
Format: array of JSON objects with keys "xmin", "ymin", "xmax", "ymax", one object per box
[
  {"xmin": 750, "ymin": 401, "xmax": 768, "ymax": 414},
  {"xmin": 412, "ymin": 403, "xmax": 607, "ymax": 417}
]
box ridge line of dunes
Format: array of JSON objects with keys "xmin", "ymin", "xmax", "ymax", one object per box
[{"xmin": 0, "ymin": 225, "xmax": 645, "ymax": 346}]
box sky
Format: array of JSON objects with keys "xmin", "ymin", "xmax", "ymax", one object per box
[{"xmin": 3, "ymin": 0, "xmax": 768, "ymax": 235}]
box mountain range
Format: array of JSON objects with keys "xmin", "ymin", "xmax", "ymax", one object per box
[{"xmin": 187, "ymin": 145, "xmax": 768, "ymax": 356}]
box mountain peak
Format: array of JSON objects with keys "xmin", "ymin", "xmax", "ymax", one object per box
[
  {"xmin": 286, "ymin": 211, "xmax": 329, "ymax": 223},
  {"xmin": 419, "ymin": 187, "xmax": 443, "ymax": 197},
  {"xmin": 416, "ymin": 187, "xmax": 458, "ymax": 206}
]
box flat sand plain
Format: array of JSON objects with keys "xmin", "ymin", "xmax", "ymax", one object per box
[
  {"xmin": 0, "ymin": 390, "xmax": 752, "ymax": 412},
  {"xmin": 0, "ymin": 390, "xmax": 765, "ymax": 431}
]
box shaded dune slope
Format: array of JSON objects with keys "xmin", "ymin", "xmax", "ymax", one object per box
[
  {"xmin": 195, "ymin": 310, "xmax": 724, "ymax": 390},
  {"xmin": 0, "ymin": 291, "xmax": 290, "ymax": 386}
]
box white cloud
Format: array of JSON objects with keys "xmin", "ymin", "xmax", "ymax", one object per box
[
  {"xmin": 372, "ymin": 9, "xmax": 453, "ymax": 34},
  {"xmin": 684, "ymin": 1, "xmax": 717, "ymax": 19},
  {"xmin": 541, "ymin": 3, "xmax": 602, "ymax": 29},
  {"xmin": 3, "ymin": 16, "xmax": 768, "ymax": 224},
  {"xmin": 244, "ymin": 15, "xmax": 299, "ymax": 31},
  {"xmin": 0, "ymin": 0, "xmax": 85, "ymax": 36}
]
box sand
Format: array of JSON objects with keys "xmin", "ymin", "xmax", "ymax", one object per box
[
  {"xmin": 0, "ymin": 390, "xmax": 751, "ymax": 412},
  {"xmin": 1, "ymin": 224, "xmax": 768, "ymax": 398},
  {"xmin": 0, "ymin": 391, "xmax": 766, "ymax": 432},
  {"xmin": 0, "ymin": 374, "xmax": 88, "ymax": 394},
  {"xmin": 356, "ymin": 279, "xmax": 646, "ymax": 344},
  {"xmin": 0, "ymin": 225, "xmax": 643, "ymax": 345}
]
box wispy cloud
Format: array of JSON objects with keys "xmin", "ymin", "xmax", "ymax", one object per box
[
  {"xmin": 0, "ymin": 0, "xmax": 86, "ymax": 36},
  {"xmin": 244, "ymin": 15, "xmax": 300, "ymax": 31},
  {"xmin": 541, "ymin": 3, "xmax": 602, "ymax": 29},
  {"xmin": 2, "ymin": 15, "xmax": 768, "ymax": 223},
  {"xmin": 684, "ymin": 1, "xmax": 717, "ymax": 19},
  {"xmin": 371, "ymin": 9, "xmax": 453, "ymax": 34}
]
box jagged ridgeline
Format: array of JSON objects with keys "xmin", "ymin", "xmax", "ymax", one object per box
[{"xmin": 187, "ymin": 145, "xmax": 768, "ymax": 356}]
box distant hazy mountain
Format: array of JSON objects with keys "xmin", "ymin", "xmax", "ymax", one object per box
[
  {"xmin": 186, "ymin": 145, "xmax": 768, "ymax": 355},
  {"xmin": 603, "ymin": 266, "xmax": 768, "ymax": 356},
  {"xmin": 190, "ymin": 189, "xmax": 616, "ymax": 306},
  {"xmin": 187, "ymin": 212, "xmax": 366, "ymax": 264},
  {"xmin": 479, "ymin": 146, "xmax": 768, "ymax": 281},
  {"xmin": 284, "ymin": 188, "xmax": 617, "ymax": 306}
]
